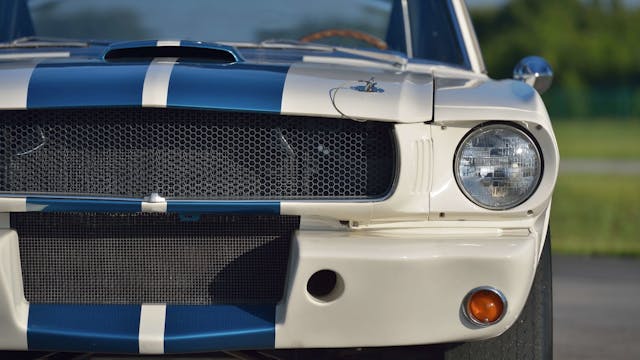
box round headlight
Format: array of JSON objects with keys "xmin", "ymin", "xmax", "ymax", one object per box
[{"xmin": 454, "ymin": 124, "xmax": 542, "ymax": 210}]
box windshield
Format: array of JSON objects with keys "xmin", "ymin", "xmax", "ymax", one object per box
[
  {"xmin": 2, "ymin": 0, "xmax": 469, "ymax": 68},
  {"xmin": 29, "ymin": 0, "xmax": 392, "ymax": 45}
]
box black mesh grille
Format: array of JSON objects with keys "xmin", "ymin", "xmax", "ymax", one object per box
[
  {"xmin": 13, "ymin": 212, "xmax": 298, "ymax": 305},
  {"xmin": 0, "ymin": 108, "xmax": 395, "ymax": 199}
]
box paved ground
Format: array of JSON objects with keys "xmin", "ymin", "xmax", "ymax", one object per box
[
  {"xmin": 553, "ymin": 256, "xmax": 640, "ymax": 359},
  {"xmin": 556, "ymin": 158, "xmax": 640, "ymax": 358}
]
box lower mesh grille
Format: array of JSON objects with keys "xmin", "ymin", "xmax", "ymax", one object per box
[{"xmin": 12, "ymin": 212, "xmax": 298, "ymax": 305}]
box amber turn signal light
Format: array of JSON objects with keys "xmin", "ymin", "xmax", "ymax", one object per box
[{"xmin": 464, "ymin": 288, "xmax": 506, "ymax": 326}]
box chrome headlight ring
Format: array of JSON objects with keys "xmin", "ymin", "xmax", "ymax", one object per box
[{"xmin": 454, "ymin": 123, "xmax": 543, "ymax": 210}]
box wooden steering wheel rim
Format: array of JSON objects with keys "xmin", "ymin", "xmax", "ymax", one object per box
[{"xmin": 299, "ymin": 29, "xmax": 388, "ymax": 50}]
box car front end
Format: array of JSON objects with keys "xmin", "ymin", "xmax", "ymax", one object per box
[{"xmin": 0, "ymin": 0, "xmax": 558, "ymax": 358}]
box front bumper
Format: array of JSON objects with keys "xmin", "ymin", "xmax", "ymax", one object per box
[
  {"xmin": 0, "ymin": 220, "xmax": 544, "ymax": 353},
  {"xmin": 277, "ymin": 226, "xmax": 539, "ymax": 348}
]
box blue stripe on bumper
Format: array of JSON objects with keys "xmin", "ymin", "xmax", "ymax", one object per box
[
  {"xmin": 167, "ymin": 201, "xmax": 280, "ymax": 214},
  {"xmin": 27, "ymin": 305, "xmax": 141, "ymax": 353},
  {"xmin": 27, "ymin": 61, "xmax": 148, "ymax": 108},
  {"xmin": 26, "ymin": 198, "xmax": 142, "ymax": 212},
  {"xmin": 167, "ymin": 62, "xmax": 289, "ymax": 113},
  {"xmin": 26, "ymin": 305, "xmax": 276, "ymax": 353},
  {"xmin": 164, "ymin": 305, "xmax": 275, "ymax": 353},
  {"xmin": 23, "ymin": 197, "xmax": 280, "ymax": 214}
]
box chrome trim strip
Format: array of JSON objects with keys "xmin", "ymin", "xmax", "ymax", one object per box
[
  {"xmin": 156, "ymin": 40, "xmax": 181, "ymax": 47},
  {"xmin": 401, "ymin": 0, "xmax": 413, "ymax": 58},
  {"xmin": 0, "ymin": 52, "xmax": 69, "ymax": 60},
  {"xmin": 141, "ymin": 202, "xmax": 168, "ymax": 213},
  {"xmin": 457, "ymin": 0, "xmax": 487, "ymax": 73},
  {"xmin": 446, "ymin": 0, "xmax": 472, "ymax": 71}
]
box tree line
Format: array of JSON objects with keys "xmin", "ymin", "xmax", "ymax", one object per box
[{"xmin": 471, "ymin": 0, "xmax": 640, "ymax": 89}]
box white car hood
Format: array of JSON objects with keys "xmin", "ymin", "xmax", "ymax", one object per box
[
  {"xmin": 281, "ymin": 59, "xmax": 544, "ymax": 124},
  {"xmin": 281, "ymin": 61, "xmax": 434, "ymax": 123},
  {"xmin": 432, "ymin": 68, "xmax": 543, "ymax": 123}
]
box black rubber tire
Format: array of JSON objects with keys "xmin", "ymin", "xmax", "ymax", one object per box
[{"xmin": 436, "ymin": 229, "xmax": 553, "ymax": 360}]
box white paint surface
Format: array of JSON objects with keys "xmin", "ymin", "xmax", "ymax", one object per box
[
  {"xmin": 139, "ymin": 304, "xmax": 167, "ymax": 354},
  {"xmin": 142, "ymin": 58, "xmax": 178, "ymax": 107},
  {"xmin": 0, "ymin": 62, "xmax": 37, "ymax": 109},
  {"xmin": 0, "ymin": 230, "xmax": 29, "ymax": 350}
]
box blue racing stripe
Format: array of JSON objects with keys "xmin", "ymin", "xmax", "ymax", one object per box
[
  {"xmin": 28, "ymin": 305, "xmax": 140, "ymax": 353},
  {"xmin": 27, "ymin": 61, "xmax": 148, "ymax": 108},
  {"xmin": 164, "ymin": 305, "xmax": 275, "ymax": 353},
  {"xmin": 27, "ymin": 198, "xmax": 142, "ymax": 212},
  {"xmin": 167, "ymin": 201, "xmax": 280, "ymax": 214},
  {"xmin": 167, "ymin": 62, "xmax": 289, "ymax": 113}
]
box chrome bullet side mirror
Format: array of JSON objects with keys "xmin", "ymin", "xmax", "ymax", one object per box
[{"xmin": 513, "ymin": 56, "xmax": 553, "ymax": 94}]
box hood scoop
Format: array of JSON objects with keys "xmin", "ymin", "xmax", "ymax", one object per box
[{"xmin": 103, "ymin": 40, "xmax": 242, "ymax": 63}]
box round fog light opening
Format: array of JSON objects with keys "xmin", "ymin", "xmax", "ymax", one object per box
[
  {"xmin": 306, "ymin": 269, "xmax": 343, "ymax": 302},
  {"xmin": 465, "ymin": 288, "xmax": 506, "ymax": 326}
]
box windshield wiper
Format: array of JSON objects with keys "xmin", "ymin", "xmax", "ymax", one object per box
[
  {"xmin": 257, "ymin": 39, "xmax": 334, "ymax": 52},
  {"xmin": 331, "ymin": 46, "xmax": 408, "ymax": 68},
  {"xmin": 0, "ymin": 36, "xmax": 104, "ymax": 49},
  {"xmin": 228, "ymin": 39, "xmax": 408, "ymax": 68}
]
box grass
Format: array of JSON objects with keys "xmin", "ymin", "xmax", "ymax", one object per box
[
  {"xmin": 550, "ymin": 118, "xmax": 640, "ymax": 256},
  {"xmin": 552, "ymin": 118, "xmax": 640, "ymax": 159},
  {"xmin": 551, "ymin": 174, "xmax": 640, "ymax": 256}
]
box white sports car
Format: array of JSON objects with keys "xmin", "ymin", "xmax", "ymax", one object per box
[{"xmin": 0, "ymin": 0, "xmax": 558, "ymax": 358}]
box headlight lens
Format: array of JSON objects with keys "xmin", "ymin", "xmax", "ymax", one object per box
[{"xmin": 455, "ymin": 124, "xmax": 542, "ymax": 210}]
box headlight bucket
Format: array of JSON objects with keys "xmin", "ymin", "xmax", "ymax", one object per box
[{"xmin": 454, "ymin": 123, "xmax": 543, "ymax": 210}]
